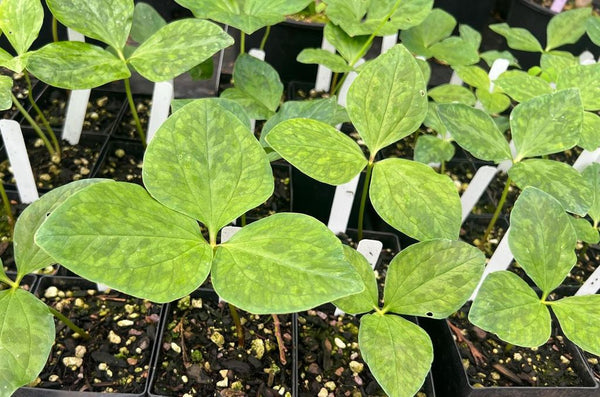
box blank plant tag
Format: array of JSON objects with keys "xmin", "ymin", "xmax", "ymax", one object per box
[
  {"xmin": 248, "ymin": 48, "xmax": 265, "ymax": 61},
  {"xmin": 0, "ymin": 120, "xmax": 38, "ymax": 203},
  {"xmin": 218, "ymin": 226, "xmax": 242, "ymax": 303},
  {"xmin": 327, "ymin": 174, "xmax": 360, "ymax": 235},
  {"xmin": 147, "ymin": 80, "xmax": 174, "ymax": 143},
  {"xmin": 460, "ymin": 166, "xmax": 498, "ymax": 223},
  {"xmin": 315, "ymin": 37, "xmax": 335, "ymax": 92},
  {"xmin": 469, "ymin": 228, "xmax": 513, "ymax": 300},
  {"xmin": 577, "ymin": 266, "xmax": 600, "ymax": 295},
  {"xmin": 381, "ymin": 34, "xmax": 398, "ymax": 54},
  {"xmin": 573, "ymin": 148, "xmax": 600, "ymax": 171},
  {"xmin": 62, "ymin": 89, "xmax": 91, "ymax": 144},
  {"xmin": 550, "ymin": 0, "xmax": 567, "ymax": 12}
]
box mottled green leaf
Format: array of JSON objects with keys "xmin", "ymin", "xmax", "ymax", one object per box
[
  {"xmin": 15, "ymin": 179, "xmax": 108, "ymax": 278},
  {"xmin": 28, "ymin": 42, "xmax": 130, "ymax": 89},
  {"xmin": 453, "ymin": 65, "xmax": 489, "ymax": 89},
  {"xmin": 0, "ymin": 48, "xmax": 12, "ymax": 65},
  {"xmin": 508, "ymin": 187, "xmax": 577, "ymax": 293},
  {"xmin": 476, "ymin": 89, "xmax": 511, "ymax": 115},
  {"xmin": 171, "ymin": 98, "xmax": 251, "ymax": 129},
  {"xmin": 347, "ymin": 44, "xmax": 427, "ymax": 156},
  {"xmin": 583, "ymin": 163, "xmax": 600, "ymax": 226},
  {"xmin": 296, "ymin": 48, "xmax": 352, "ymax": 72},
  {"xmin": 428, "ymin": 84, "xmax": 476, "ymax": 106},
  {"xmin": 480, "ymin": 50, "xmax": 519, "ymax": 68},
  {"xmin": 437, "ymin": 103, "xmax": 512, "ymax": 163},
  {"xmin": 0, "ymin": 289, "xmax": 54, "ymax": 396},
  {"xmin": 189, "ymin": 57, "xmax": 214, "ymax": 81},
  {"xmin": 416, "ymin": 56, "xmax": 431, "ymax": 83},
  {"xmin": 414, "ymin": 135, "xmax": 454, "ymax": 164},
  {"xmin": 266, "ymin": 118, "xmax": 366, "ymax": 185},
  {"xmin": 221, "ymin": 53, "xmax": 283, "ymax": 120},
  {"xmin": 0, "ymin": 53, "xmax": 31, "ymax": 73},
  {"xmin": 568, "ymin": 217, "xmax": 599, "ymax": 244},
  {"xmin": 509, "ymin": 159, "xmax": 591, "ymax": 216},
  {"xmin": 0, "ymin": 76, "xmax": 12, "ymax": 111},
  {"xmin": 495, "ymin": 70, "xmax": 553, "ymax": 102},
  {"xmin": 360, "ymin": 314, "xmax": 433, "ymax": 397},
  {"xmin": 511, "ymin": 89, "xmax": 583, "ymax": 161},
  {"xmin": 494, "ymin": 115, "xmax": 510, "ymax": 133},
  {"xmin": 429, "ymin": 36, "xmax": 479, "ymax": 66},
  {"xmin": 581, "ymin": 111, "xmax": 600, "ymax": 151},
  {"xmin": 129, "ymin": 19, "xmax": 233, "ymax": 82},
  {"xmin": 332, "ymin": 245, "xmax": 379, "ymax": 315},
  {"xmin": 587, "ymin": 15, "xmax": 600, "ymax": 46},
  {"xmin": 400, "ymin": 8, "xmax": 456, "ymax": 57},
  {"xmin": 324, "ymin": 22, "xmax": 369, "ymax": 64},
  {"xmin": 130, "ymin": 2, "xmax": 166, "ymax": 44},
  {"xmin": 36, "ymin": 181, "xmax": 212, "ymax": 303},
  {"xmin": 540, "ymin": 51, "xmax": 578, "ymax": 77},
  {"xmin": 370, "ymin": 158, "xmax": 461, "ymax": 241},
  {"xmin": 460, "ymin": 24, "xmax": 482, "ymax": 50},
  {"xmin": 490, "ymin": 23, "xmax": 543, "ymax": 52},
  {"xmin": 46, "ymin": 0, "xmax": 133, "ymax": 50},
  {"xmin": 143, "ymin": 99, "xmax": 273, "ymax": 237},
  {"xmin": 383, "ymin": 240, "xmax": 484, "ymax": 318},
  {"xmin": 552, "ymin": 295, "xmax": 600, "ymax": 355},
  {"xmin": 469, "ymin": 271, "xmax": 551, "ymax": 347},
  {"xmin": 546, "ymin": 7, "xmax": 591, "ymax": 51},
  {"xmin": 423, "ymin": 102, "xmax": 446, "ymax": 134},
  {"xmin": 175, "ymin": 0, "xmax": 312, "ymax": 34},
  {"xmin": 213, "ymin": 213, "xmax": 363, "ymax": 314},
  {"xmin": 0, "ymin": 0, "xmax": 43, "ymax": 55},
  {"xmin": 557, "ymin": 64, "xmax": 600, "ymax": 111}
]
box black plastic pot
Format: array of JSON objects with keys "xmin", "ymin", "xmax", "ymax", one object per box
[
  {"xmin": 133, "ymin": 0, "xmax": 192, "ymax": 22},
  {"xmin": 434, "ymin": 0, "xmax": 496, "ymax": 31}
]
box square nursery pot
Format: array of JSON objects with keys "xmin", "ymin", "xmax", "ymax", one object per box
[
  {"xmin": 15, "ymin": 276, "xmax": 163, "ymax": 397},
  {"xmin": 148, "ymin": 288, "xmax": 298, "ymax": 396}
]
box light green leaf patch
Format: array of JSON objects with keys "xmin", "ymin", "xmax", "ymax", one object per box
[
  {"xmin": 423, "ymin": 102, "xmax": 446, "ymax": 134},
  {"xmin": 587, "ymin": 15, "xmax": 600, "ymax": 46},
  {"xmin": 460, "ymin": 24, "xmax": 482, "ymax": 50},
  {"xmin": 437, "ymin": 103, "xmax": 512, "ymax": 163},
  {"xmin": 453, "ymin": 65, "xmax": 489, "ymax": 89},
  {"xmin": 28, "ymin": 42, "xmax": 130, "ymax": 89},
  {"xmin": 428, "ymin": 84, "xmax": 476, "ymax": 106},
  {"xmin": 568, "ymin": 217, "xmax": 599, "ymax": 245},
  {"xmin": 469, "ymin": 271, "xmax": 551, "ymax": 347},
  {"xmin": 552, "ymin": 295, "xmax": 600, "ymax": 355},
  {"xmin": 296, "ymin": 48, "xmax": 352, "ymax": 73},
  {"xmin": 494, "ymin": 70, "xmax": 553, "ymax": 103},
  {"xmin": 0, "ymin": 0, "xmax": 43, "ymax": 55},
  {"xmin": 332, "ymin": 245, "xmax": 379, "ymax": 315},
  {"xmin": 557, "ymin": 64, "xmax": 600, "ymax": 111},
  {"xmin": 0, "ymin": 289, "xmax": 55, "ymax": 396},
  {"xmin": 476, "ymin": 89, "xmax": 511, "ymax": 115},
  {"xmin": 360, "ymin": 314, "xmax": 433, "ymax": 397},
  {"xmin": 508, "ymin": 159, "xmax": 592, "ymax": 217},
  {"xmin": 400, "ymin": 8, "xmax": 456, "ymax": 57},
  {"xmin": 323, "ymin": 22, "xmax": 369, "ymax": 64},
  {"xmin": 546, "ymin": 7, "xmax": 591, "ymax": 51},
  {"xmin": 383, "ymin": 240, "xmax": 484, "ymax": 318},
  {"xmin": 0, "ymin": 76, "xmax": 12, "ymax": 111},
  {"xmin": 429, "ymin": 36, "xmax": 479, "ymax": 66},
  {"xmin": 490, "ymin": 23, "xmax": 543, "ymax": 52},
  {"xmin": 580, "ymin": 111, "xmax": 600, "ymax": 151},
  {"xmin": 370, "ymin": 158, "xmax": 461, "ymax": 241},
  {"xmin": 36, "ymin": 181, "xmax": 212, "ymax": 303},
  {"xmin": 171, "ymin": 98, "xmax": 251, "ymax": 129},
  {"xmin": 583, "ymin": 163, "xmax": 600, "ymax": 226},
  {"xmin": 130, "ymin": 2, "xmax": 166, "ymax": 44},
  {"xmin": 480, "ymin": 50, "xmax": 520, "ymax": 68},
  {"xmin": 129, "ymin": 19, "xmax": 233, "ymax": 82},
  {"xmin": 213, "ymin": 213, "xmax": 363, "ymax": 314},
  {"xmin": 266, "ymin": 118, "xmax": 366, "ymax": 185},
  {"xmin": 540, "ymin": 51, "xmax": 578, "ymax": 78},
  {"xmin": 347, "ymin": 44, "xmax": 427, "ymax": 156},
  {"xmin": 143, "ymin": 99, "xmax": 273, "ymax": 236},
  {"xmin": 413, "ymin": 135, "xmax": 454, "ymax": 164},
  {"xmin": 508, "ymin": 187, "xmax": 577, "ymax": 293}
]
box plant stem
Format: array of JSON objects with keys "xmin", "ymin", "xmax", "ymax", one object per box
[
  {"xmin": 241, "ymin": 213, "xmax": 246, "ymax": 227},
  {"xmin": 0, "ymin": 270, "xmax": 17, "ymax": 290},
  {"xmin": 0, "ymin": 183, "xmax": 14, "ymax": 237},
  {"xmin": 52, "ymin": 17, "xmax": 59, "ymax": 42},
  {"xmin": 481, "ymin": 176, "xmax": 512, "ymax": 247},
  {"xmin": 228, "ymin": 303, "xmax": 244, "ymax": 348},
  {"xmin": 25, "ymin": 71, "xmax": 61, "ymax": 156},
  {"xmin": 240, "ymin": 32, "xmax": 246, "ymax": 54},
  {"xmin": 123, "ymin": 78, "xmax": 146, "ymax": 147},
  {"xmin": 48, "ymin": 305, "xmax": 91, "ymax": 340},
  {"xmin": 357, "ymin": 160, "xmax": 375, "ymax": 241},
  {"xmin": 259, "ymin": 26, "xmax": 271, "ymax": 51},
  {"xmin": 329, "ymin": 72, "xmax": 339, "ymax": 96},
  {"xmin": 272, "ymin": 314, "xmax": 287, "ymax": 365},
  {"xmin": 11, "ymin": 92, "xmax": 56, "ymax": 157},
  {"xmin": 440, "ymin": 160, "xmax": 446, "ymax": 175}
]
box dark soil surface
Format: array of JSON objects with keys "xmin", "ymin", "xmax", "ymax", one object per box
[
  {"xmin": 34, "ymin": 280, "xmax": 161, "ymax": 393},
  {"xmin": 470, "ymin": 172, "xmax": 520, "ymax": 217},
  {"xmin": 461, "ymin": 215, "xmax": 509, "ymax": 257},
  {"xmin": 246, "ymin": 162, "xmax": 292, "ymax": 219},
  {"xmin": 113, "ymin": 96, "xmax": 152, "ymax": 141},
  {"xmin": 97, "ymin": 141, "xmax": 145, "ymax": 185},
  {"xmin": 152, "ymin": 293, "xmax": 294, "ymax": 396}
]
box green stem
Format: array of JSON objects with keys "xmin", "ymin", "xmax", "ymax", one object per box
[
  {"xmin": 52, "ymin": 17, "xmax": 59, "ymax": 42},
  {"xmin": 48, "ymin": 306, "xmax": 91, "ymax": 340},
  {"xmin": 330, "ymin": 73, "xmax": 348, "ymax": 96},
  {"xmin": 358, "ymin": 160, "xmax": 375, "ymax": 241},
  {"xmin": 240, "ymin": 31, "xmax": 246, "ymax": 54},
  {"xmin": 329, "ymin": 72, "xmax": 339, "ymax": 96},
  {"xmin": 0, "ymin": 270, "xmax": 17, "ymax": 290},
  {"xmin": 11, "ymin": 92, "xmax": 56, "ymax": 157},
  {"xmin": 259, "ymin": 26, "xmax": 271, "ymax": 51},
  {"xmin": 123, "ymin": 78, "xmax": 146, "ymax": 147},
  {"xmin": 0, "ymin": 183, "xmax": 14, "ymax": 237},
  {"xmin": 228, "ymin": 303, "xmax": 244, "ymax": 348},
  {"xmin": 440, "ymin": 160, "xmax": 446, "ymax": 175},
  {"xmin": 25, "ymin": 71, "xmax": 61, "ymax": 156},
  {"xmin": 481, "ymin": 176, "xmax": 512, "ymax": 246},
  {"xmin": 241, "ymin": 213, "xmax": 247, "ymax": 227}
]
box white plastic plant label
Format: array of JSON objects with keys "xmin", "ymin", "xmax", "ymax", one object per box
[
  {"xmin": 248, "ymin": 48, "xmax": 266, "ymax": 61},
  {"xmin": 573, "ymin": 148, "xmax": 600, "ymax": 171},
  {"xmin": 327, "ymin": 174, "xmax": 361, "ymax": 235},
  {"xmin": 147, "ymin": 80, "xmax": 174, "ymax": 144},
  {"xmin": 0, "ymin": 120, "xmax": 38, "ymax": 203},
  {"xmin": 220, "ymin": 225, "xmax": 242, "ymax": 243},
  {"xmin": 577, "ymin": 267, "xmax": 600, "ymax": 295},
  {"xmin": 62, "ymin": 28, "xmax": 90, "ymax": 145},
  {"xmin": 460, "ymin": 166, "xmax": 498, "ymax": 223},
  {"xmin": 381, "ymin": 34, "xmax": 398, "ymax": 54},
  {"xmin": 550, "ymin": 0, "xmax": 567, "ymax": 12},
  {"xmin": 315, "ymin": 37, "xmax": 335, "ymax": 92},
  {"xmin": 469, "ymin": 228, "xmax": 513, "ymax": 300}
]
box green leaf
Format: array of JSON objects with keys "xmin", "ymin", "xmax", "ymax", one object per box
[
  {"xmin": 221, "ymin": 53, "xmax": 283, "ymax": 120},
  {"xmin": 15, "ymin": 179, "xmax": 108, "ymax": 278},
  {"xmin": 400, "ymin": 8, "xmax": 456, "ymax": 57},
  {"xmin": 266, "ymin": 118, "xmax": 366, "ymax": 185},
  {"xmin": 413, "ymin": 135, "xmax": 455, "ymax": 164},
  {"xmin": 428, "ymin": 84, "xmax": 476, "ymax": 106},
  {"xmin": 511, "ymin": 89, "xmax": 583, "ymax": 161},
  {"xmin": 580, "ymin": 111, "xmax": 600, "ymax": 151},
  {"xmin": 296, "ymin": 48, "xmax": 352, "ymax": 73},
  {"xmin": 383, "ymin": 240, "xmax": 484, "ymax": 318},
  {"xmin": 28, "ymin": 42, "xmax": 130, "ymax": 89},
  {"xmin": 430, "ymin": 36, "xmax": 480, "ymax": 66},
  {"xmin": 360, "ymin": 314, "xmax": 433, "ymax": 397},
  {"xmin": 0, "ymin": 75, "xmax": 12, "ymax": 111},
  {"xmin": 453, "ymin": 65, "xmax": 489, "ymax": 89},
  {"xmin": 587, "ymin": 15, "xmax": 600, "ymax": 46},
  {"xmin": 546, "ymin": 7, "xmax": 591, "ymax": 51},
  {"xmin": 323, "ymin": 22, "xmax": 369, "ymax": 64},
  {"xmin": 437, "ymin": 103, "xmax": 512, "ymax": 163},
  {"xmin": 540, "ymin": 51, "xmax": 578, "ymax": 77},
  {"xmin": 509, "ymin": 159, "xmax": 592, "ymax": 216},
  {"xmin": 480, "ymin": 50, "xmax": 520, "ymax": 68},
  {"xmin": 490, "ymin": 23, "xmax": 543, "ymax": 52},
  {"xmin": 189, "ymin": 58, "xmax": 214, "ymax": 81},
  {"xmin": 332, "ymin": 245, "xmax": 379, "ymax": 314},
  {"xmin": 347, "ymin": 44, "xmax": 427, "ymax": 156},
  {"xmin": 171, "ymin": 98, "xmax": 251, "ymax": 129},
  {"xmin": 129, "ymin": 19, "xmax": 233, "ymax": 82},
  {"xmin": 460, "ymin": 24, "xmax": 481, "ymax": 50},
  {"xmin": 46, "ymin": 0, "xmax": 133, "ymax": 50},
  {"xmin": 469, "ymin": 271, "xmax": 551, "ymax": 347},
  {"xmin": 213, "ymin": 213, "xmax": 363, "ymax": 314},
  {"xmin": 508, "ymin": 187, "xmax": 577, "ymax": 293},
  {"xmin": 583, "ymin": 163, "xmax": 600, "ymax": 226},
  {"xmin": 175, "ymin": 0, "xmax": 312, "ymax": 34},
  {"xmin": 143, "ymin": 99, "xmax": 273, "ymax": 237},
  {"xmin": 494, "ymin": 70, "xmax": 553, "ymax": 103},
  {"xmin": 568, "ymin": 217, "xmax": 599, "ymax": 244},
  {"xmin": 423, "ymin": 101, "xmax": 446, "ymax": 134},
  {"xmin": 557, "ymin": 64, "xmax": 600, "ymax": 111},
  {"xmin": 552, "ymin": 295, "xmax": 600, "ymax": 355},
  {"xmin": 0, "ymin": 289, "xmax": 55, "ymax": 395},
  {"xmin": 130, "ymin": 2, "xmax": 166, "ymax": 44},
  {"xmin": 494, "ymin": 115, "xmax": 510, "ymax": 133},
  {"xmin": 476, "ymin": 89, "xmax": 511, "ymax": 115},
  {"xmin": 36, "ymin": 181, "xmax": 212, "ymax": 303},
  {"xmin": 416, "ymin": 56, "xmax": 431, "ymax": 84},
  {"xmin": 0, "ymin": 53, "xmax": 31, "ymax": 74},
  {"xmin": 370, "ymin": 158, "xmax": 461, "ymax": 241},
  {"xmin": 0, "ymin": 0, "xmax": 43, "ymax": 55}
]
